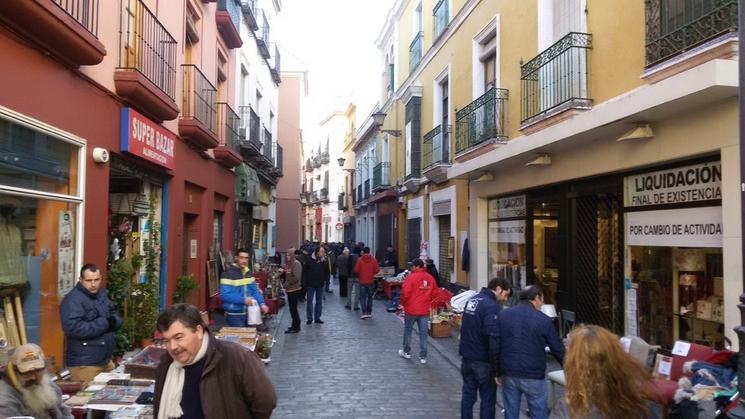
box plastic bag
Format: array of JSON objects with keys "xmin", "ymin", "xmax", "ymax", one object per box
[{"xmin": 247, "ymin": 304, "xmax": 262, "ymax": 325}]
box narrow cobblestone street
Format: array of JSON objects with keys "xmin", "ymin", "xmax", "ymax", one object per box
[{"xmin": 265, "ymin": 290, "xmax": 467, "ymax": 418}]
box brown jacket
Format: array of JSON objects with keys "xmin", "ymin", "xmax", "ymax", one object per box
[
  {"xmin": 153, "ymin": 334, "xmax": 277, "ymax": 419},
  {"xmin": 283, "ymin": 259, "xmax": 303, "ymax": 292}
]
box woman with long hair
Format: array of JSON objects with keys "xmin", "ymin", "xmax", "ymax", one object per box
[{"xmin": 550, "ymin": 324, "xmax": 659, "ymax": 419}]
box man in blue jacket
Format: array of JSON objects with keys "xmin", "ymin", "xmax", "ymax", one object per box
[
  {"xmin": 496, "ymin": 285, "xmax": 565, "ymax": 419},
  {"xmin": 459, "ymin": 278, "xmax": 511, "ymax": 419},
  {"xmin": 220, "ymin": 248, "xmax": 268, "ymax": 327},
  {"xmin": 60, "ymin": 264, "xmax": 122, "ymax": 384}
]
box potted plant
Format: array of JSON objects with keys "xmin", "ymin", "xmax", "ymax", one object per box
[{"xmin": 173, "ymin": 273, "xmax": 198, "ymax": 304}]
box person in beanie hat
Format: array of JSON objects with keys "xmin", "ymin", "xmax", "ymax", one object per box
[{"xmin": 0, "ymin": 343, "xmax": 73, "ymax": 418}]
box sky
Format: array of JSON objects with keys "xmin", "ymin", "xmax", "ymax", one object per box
[{"xmin": 276, "ymin": 0, "xmax": 396, "ymax": 150}]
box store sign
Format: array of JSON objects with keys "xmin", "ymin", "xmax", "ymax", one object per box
[
  {"xmin": 489, "ymin": 195, "xmax": 526, "ymax": 219},
  {"xmin": 626, "ymin": 206, "xmax": 722, "ymax": 248},
  {"xmin": 120, "ymin": 107, "xmax": 176, "ymax": 170},
  {"xmin": 488, "ymin": 220, "xmax": 526, "ymax": 244},
  {"xmin": 625, "ymin": 162, "xmax": 721, "ymax": 207}
]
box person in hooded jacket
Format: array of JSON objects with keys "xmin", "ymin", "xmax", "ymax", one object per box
[
  {"xmin": 60, "ymin": 264, "xmax": 123, "ymax": 384},
  {"xmin": 354, "ymin": 246, "xmax": 380, "ymax": 319},
  {"xmin": 426, "ymin": 258, "xmax": 442, "ymax": 288},
  {"xmin": 398, "ymin": 258, "xmax": 436, "ymax": 364},
  {"xmin": 305, "ymin": 246, "xmax": 330, "ymax": 324}
]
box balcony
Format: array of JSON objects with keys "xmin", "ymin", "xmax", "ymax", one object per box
[
  {"xmin": 338, "ymin": 192, "xmax": 347, "ymax": 211},
  {"xmin": 409, "ymin": 31, "xmax": 424, "ymax": 73},
  {"xmin": 271, "ymin": 143, "xmax": 283, "ymax": 176},
  {"xmin": 237, "ymin": 105, "xmax": 262, "ymax": 156},
  {"xmin": 645, "ymin": 0, "xmax": 737, "ymax": 67},
  {"xmin": 319, "ymin": 188, "xmax": 329, "ymax": 203},
  {"xmin": 372, "ymin": 162, "xmax": 391, "ymax": 191},
  {"xmin": 520, "ymin": 32, "xmax": 592, "ymax": 128},
  {"xmin": 261, "ymin": 128, "xmax": 273, "ymax": 167},
  {"xmin": 270, "ymin": 44, "xmax": 281, "ymax": 84},
  {"xmin": 217, "ymin": 0, "xmax": 243, "ymax": 49},
  {"xmin": 319, "ymin": 151, "xmax": 330, "ymax": 165},
  {"xmin": 422, "ymin": 125, "xmax": 451, "ymax": 183},
  {"xmin": 305, "ymin": 158, "xmax": 313, "ymax": 172},
  {"xmin": 363, "ymin": 179, "xmax": 370, "ymax": 200},
  {"xmin": 214, "ymin": 103, "xmax": 242, "ymax": 168},
  {"xmin": 455, "ymin": 88, "xmax": 509, "ymax": 155},
  {"xmin": 115, "ymin": 0, "xmax": 179, "ymax": 122},
  {"xmin": 433, "ymin": 0, "xmax": 449, "ymax": 41},
  {"xmin": 0, "ymin": 0, "xmax": 106, "ymax": 67},
  {"xmin": 240, "ymin": 0, "xmax": 258, "ymax": 31},
  {"xmin": 356, "ymin": 185, "xmax": 363, "ymax": 204},
  {"xmin": 235, "ymin": 163, "xmax": 260, "ymax": 205},
  {"xmin": 179, "ymin": 64, "xmax": 219, "ymax": 150},
  {"xmin": 255, "ymin": 9, "xmax": 271, "ymax": 59}
]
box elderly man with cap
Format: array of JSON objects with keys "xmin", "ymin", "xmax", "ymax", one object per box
[{"xmin": 0, "ymin": 343, "xmax": 73, "ymax": 419}]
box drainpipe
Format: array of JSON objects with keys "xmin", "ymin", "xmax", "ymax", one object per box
[{"xmin": 731, "ymin": 3, "xmax": 745, "ymax": 417}]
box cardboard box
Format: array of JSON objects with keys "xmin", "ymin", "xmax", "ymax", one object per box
[{"xmin": 429, "ymin": 321, "xmax": 451, "ymax": 338}]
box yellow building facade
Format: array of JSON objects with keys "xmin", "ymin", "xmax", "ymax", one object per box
[{"xmin": 374, "ymin": 0, "xmax": 739, "ymax": 350}]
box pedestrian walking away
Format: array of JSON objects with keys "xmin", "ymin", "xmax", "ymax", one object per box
[
  {"xmin": 459, "ymin": 278, "xmax": 512, "ymax": 419},
  {"xmin": 305, "ymin": 246, "xmax": 330, "ymax": 324},
  {"xmin": 282, "ymin": 248, "xmax": 304, "ymax": 334},
  {"xmin": 496, "ymin": 286, "xmax": 564, "ymax": 419},
  {"xmin": 219, "ymin": 248, "xmax": 269, "ymax": 328},
  {"xmin": 354, "ymin": 246, "xmax": 380, "ymax": 319},
  {"xmin": 154, "ymin": 304, "xmax": 277, "ymax": 419},
  {"xmin": 398, "ymin": 258, "xmax": 436, "ymax": 364},
  {"xmin": 60, "ymin": 263, "xmax": 123, "ymax": 384},
  {"xmin": 336, "ymin": 247, "xmax": 351, "ymax": 298},
  {"xmin": 346, "ymin": 247, "xmax": 361, "ymax": 311}
]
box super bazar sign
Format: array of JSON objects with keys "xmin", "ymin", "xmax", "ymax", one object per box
[
  {"xmin": 625, "ymin": 162, "xmax": 721, "ymax": 207},
  {"xmin": 120, "ymin": 107, "xmax": 175, "ymax": 170}
]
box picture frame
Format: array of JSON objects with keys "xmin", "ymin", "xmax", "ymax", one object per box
[
  {"xmin": 207, "ymin": 260, "xmax": 219, "ymax": 297},
  {"xmin": 447, "ymin": 237, "xmax": 454, "ymax": 259}
]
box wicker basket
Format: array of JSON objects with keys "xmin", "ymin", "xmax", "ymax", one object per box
[{"xmin": 429, "ymin": 321, "xmax": 451, "ymax": 338}]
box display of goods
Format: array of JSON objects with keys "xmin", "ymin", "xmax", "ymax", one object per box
[
  {"xmin": 429, "ymin": 321, "xmax": 451, "ymax": 338},
  {"xmin": 123, "ymin": 346, "xmax": 167, "ymax": 380},
  {"xmin": 255, "ymin": 334, "xmax": 273, "ymax": 361}
]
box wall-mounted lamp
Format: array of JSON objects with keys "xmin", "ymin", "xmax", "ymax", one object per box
[
  {"xmin": 617, "ymin": 123, "xmax": 654, "ymax": 142},
  {"xmin": 372, "ymin": 112, "xmax": 402, "ymax": 137},
  {"xmin": 525, "ymin": 153, "xmax": 552, "ymax": 167},
  {"xmin": 337, "ymin": 157, "xmax": 356, "ymax": 173}
]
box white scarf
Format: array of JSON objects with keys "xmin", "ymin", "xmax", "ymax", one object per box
[{"xmin": 158, "ymin": 333, "xmax": 210, "ymax": 419}]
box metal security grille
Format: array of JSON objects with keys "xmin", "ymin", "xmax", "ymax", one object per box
[
  {"xmin": 438, "ymin": 216, "xmax": 451, "ymax": 284},
  {"xmin": 407, "ymin": 218, "xmax": 422, "ymax": 262},
  {"xmin": 572, "ymin": 193, "xmax": 624, "ymax": 334}
]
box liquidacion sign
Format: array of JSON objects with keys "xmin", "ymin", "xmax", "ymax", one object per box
[
  {"xmin": 120, "ymin": 107, "xmax": 175, "ymax": 170},
  {"xmin": 625, "ymin": 162, "xmax": 721, "ymax": 207},
  {"xmin": 489, "ymin": 195, "xmax": 526, "ymax": 219},
  {"xmin": 626, "ymin": 206, "xmax": 722, "ymax": 248}
]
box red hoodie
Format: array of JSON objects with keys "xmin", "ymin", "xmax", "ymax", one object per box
[
  {"xmin": 400, "ymin": 267, "xmax": 436, "ymax": 316},
  {"xmin": 354, "ymin": 254, "xmax": 380, "ymax": 285}
]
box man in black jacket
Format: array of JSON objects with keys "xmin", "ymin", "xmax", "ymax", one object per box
[{"xmin": 459, "ymin": 278, "xmax": 511, "ymax": 419}]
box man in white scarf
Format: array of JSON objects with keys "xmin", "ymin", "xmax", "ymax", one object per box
[{"xmin": 154, "ymin": 303, "xmax": 276, "ymax": 419}]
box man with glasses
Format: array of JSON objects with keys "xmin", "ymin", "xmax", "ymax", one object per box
[
  {"xmin": 60, "ymin": 263, "xmax": 122, "ymax": 384},
  {"xmin": 0, "ymin": 343, "xmax": 72, "ymax": 418},
  {"xmin": 459, "ymin": 278, "xmax": 511, "ymax": 419}
]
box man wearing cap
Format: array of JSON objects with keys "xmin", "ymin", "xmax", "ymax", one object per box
[
  {"xmin": 60, "ymin": 263, "xmax": 123, "ymax": 384},
  {"xmin": 0, "ymin": 343, "xmax": 73, "ymax": 419}
]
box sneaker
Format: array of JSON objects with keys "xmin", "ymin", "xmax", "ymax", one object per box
[
  {"xmin": 360, "ymin": 315, "xmax": 367, "ymax": 319},
  {"xmin": 306, "ymin": 320, "xmax": 312, "ymax": 325},
  {"xmin": 420, "ymin": 358, "xmax": 427, "ymax": 365},
  {"xmin": 344, "ymin": 305, "xmax": 351, "ymax": 310},
  {"xmin": 314, "ymin": 319, "xmax": 324, "ymax": 324},
  {"xmin": 398, "ymin": 349, "xmax": 411, "ymax": 360}
]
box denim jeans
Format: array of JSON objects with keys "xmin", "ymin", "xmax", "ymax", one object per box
[
  {"xmin": 403, "ymin": 315, "xmax": 428, "ymax": 358},
  {"xmin": 460, "ymin": 359, "xmax": 497, "ymax": 419},
  {"xmin": 225, "ymin": 312, "xmax": 248, "ymax": 327},
  {"xmin": 306, "ymin": 286, "xmax": 324, "ymax": 321},
  {"xmin": 502, "ymin": 376, "xmax": 548, "ymax": 419},
  {"xmin": 359, "ymin": 284, "xmax": 375, "ymax": 315},
  {"xmin": 347, "ymin": 277, "xmax": 360, "ymax": 308}
]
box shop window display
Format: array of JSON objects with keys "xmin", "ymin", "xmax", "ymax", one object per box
[{"xmin": 629, "ymin": 246, "xmax": 724, "ymax": 349}]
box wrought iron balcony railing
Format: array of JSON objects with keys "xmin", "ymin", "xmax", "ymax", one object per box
[
  {"xmin": 216, "ymin": 103, "xmax": 240, "ymax": 151},
  {"xmin": 363, "ymin": 179, "xmax": 370, "ymax": 199},
  {"xmin": 645, "ymin": 0, "xmax": 737, "ymax": 67},
  {"xmin": 237, "ymin": 105, "xmax": 262, "ymax": 149},
  {"xmin": 455, "ymin": 88, "xmax": 508, "ymax": 154},
  {"xmin": 357, "ymin": 185, "xmax": 363, "ymax": 203},
  {"xmin": 255, "ymin": 9, "xmax": 270, "ymax": 58},
  {"xmin": 520, "ymin": 32, "xmax": 591, "ymax": 125},
  {"xmin": 275, "ymin": 143, "xmax": 283, "ymax": 174},
  {"xmin": 119, "ymin": 0, "xmax": 177, "ymax": 99},
  {"xmin": 319, "ymin": 151, "xmax": 330, "ymax": 165},
  {"xmin": 240, "ymin": 0, "xmax": 258, "ymax": 31},
  {"xmin": 320, "ymin": 188, "xmax": 329, "ymax": 202},
  {"xmin": 181, "ymin": 64, "xmax": 217, "ymax": 133},
  {"xmin": 217, "ymin": 0, "xmax": 242, "ymax": 48},
  {"xmin": 409, "ymin": 31, "xmax": 424, "ymax": 73},
  {"xmin": 433, "ymin": 0, "xmax": 449, "ymax": 40},
  {"xmin": 263, "ymin": 128, "xmax": 273, "ymax": 161},
  {"xmin": 270, "ymin": 43, "xmax": 281, "ymax": 84},
  {"xmin": 54, "ymin": 0, "xmax": 99, "ymax": 36},
  {"xmin": 338, "ymin": 192, "xmax": 346, "ymax": 211},
  {"xmin": 423, "ymin": 125, "xmax": 451, "ymax": 169},
  {"xmin": 372, "ymin": 162, "xmax": 391, "ymax": 190}
]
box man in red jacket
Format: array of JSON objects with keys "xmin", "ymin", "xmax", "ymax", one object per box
[
  {"xmin": 398, "ymin": 258, "xmax": 436, "ymax": 364},
  {"xmin": 354, "ymin": 246, "xmax": 380, "ymax": 319}
]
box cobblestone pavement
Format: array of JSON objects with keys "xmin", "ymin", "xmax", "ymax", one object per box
[{"xmin": 264, "ymin": 288, "xmax": 561, "ymax": 418}]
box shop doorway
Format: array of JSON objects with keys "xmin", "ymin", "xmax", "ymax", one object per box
[
  {"xmin": 407, "ymin": 217, "xmax": 422, "ymax": 261},
  {"xmin": 377, "ymin": 214, "xmax": 393, "ymax": 259},
  {"xmin": 530, "ymin": 201, "xmax": 560, "ymax": 306},
  {"xmin": 437, "ymin": 216, "xmax": 451, "ymax": 284}
]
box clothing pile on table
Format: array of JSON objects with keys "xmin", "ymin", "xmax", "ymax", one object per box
[{"xmin": 670, "ymin": 351, "xmax": 738, "ymax": 419}]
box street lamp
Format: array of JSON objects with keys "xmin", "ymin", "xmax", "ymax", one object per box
[
  {"xmin": 337, "ymin": 157, "xmax": 356, "ymax": 173},
  {"xmin": 372, "ymin": 111, "xmax": 402, "ymax": 137}
]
